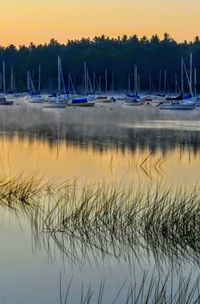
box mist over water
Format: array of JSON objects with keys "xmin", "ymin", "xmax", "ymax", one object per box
[{"xmin": 0, "ymin": 103, "xmax": 200, "ymax": 303}]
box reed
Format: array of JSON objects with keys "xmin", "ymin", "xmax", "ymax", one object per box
[
  {"xmin": 0, "ymin": 174, "xmax": 45, "ymax": 209},
  {"xmin": 43, "ymin": 183, "xmax": 200, "ymax": 267},
  {"xmin": 59, "ymin": 272, "xmax": 200, "ymax": 304},
  {"xmin": 1, "ymin": 173, "xmax": 200, "ymax": 268}
]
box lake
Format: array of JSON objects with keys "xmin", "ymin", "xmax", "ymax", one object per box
[{"xmin": 0, "ymin": 103, "xmax": 200, "ymax": 303}]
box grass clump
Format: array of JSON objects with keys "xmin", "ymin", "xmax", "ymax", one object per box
[
  {"xmin": 44, "ymin": 183, "xmax": 200, "ymax": 267},
  {"xmin": 59, "ymin": 272, "xmax": 200, "ymax": 304}
]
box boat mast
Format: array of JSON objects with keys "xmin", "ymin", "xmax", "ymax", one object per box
[
  {"xmin": 111, "ymin": 71, "xmax": 114, "ymax": 93},
  {"xmin": 183, "ymin": 59, "xmax": 193, "ymax": 96},
  {"xmin": 194, "ymin": 67, "xmax": 197, "ymax": 98},
  {"xmin": 58, "ymin": 56, "xmax": 61, "ymax": 95},
  {"xmin": 68, "ymin": 73, "xmax": 76, "ymax": 94},
  {"xmin": 149, "ymin": 75, "xmax": 152, "ymax": 94},
  {"xmin": 105, "ymin": 69, "xmax": 107, "ymax": 94},
  {"xmin": 38, "ymin": 65, "xmax": 41, "ymax": 93},
  {"xmin": 190, "ymin": 53, "xmax": 193, "ymax": 95},
  {"xmin": 175, "ymin": 74, "xmax": 178, "ymax": 94},
  {"xmin": 134, "ymin": 64, "xmax": 137, "ymax": 94},
  {"xmin": 137, "ymin": 75, "xmax": 140, "ymax": 94},
  {"xmin": 98, "ymin": 75, "xmax": 101, "ymax": 93},
  {"xmin": 59, "ymin": 58, "xmax": 67, "ymax": 95},
  {"xmin": 3, "ymin": 61, "xmax": 6, "ymax": 94},
  {"xmin": 159, "ymin": 69, "xmax": 162, "ymax": 94},
  {"xmin": 27, "ymin": 71, "xmax": 30, "ymax": 92},
  {"xmin": 11, "ymin": 66, "xmax": 14, "ymax": 93},
  {"xmin": 83, "ymin": 61, "xmax": 87, "ymax": 95},
  {"xmin": 128, "ymin": 73, "xmax": 131, "ymax": 93},
  {"xmin": 93, "ymin": 72, "xmax": 95, "ymax": 94},
  {"xmin": 87, "ymin": 70, "xmax": 93, "ymax": 94},
  {"xmin": 68, "ymin": 73, "xmax": 70, "ymax": 94},
  {"xmin": 13, "ymin": 72, "xmax": 16, "ymax": 91},
  {"xmin": 164, "ymin": 69, "xmax": 167, "ymax": 95},
  {"xmin": 181, "ymin": 58, "xmax": 184, "ymax": 93}
]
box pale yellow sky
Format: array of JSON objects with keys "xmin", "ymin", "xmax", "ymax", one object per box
[{"xmin": 0, "ymin": 0, "xmax": 199, "ymax": 46}]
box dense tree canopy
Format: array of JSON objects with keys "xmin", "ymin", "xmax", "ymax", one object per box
[{"xmin": 0, "ymin": 33, "xmax": 200, "ymax": 93}]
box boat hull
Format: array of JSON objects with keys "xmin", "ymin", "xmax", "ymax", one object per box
[
  {"xmin": 43, "ymin": 103, "xmax": 67, "ymax": 109},
  {"xmin": 0, "ymin": 101, "xmax": 14, "ymax": 105},
  {"xmin": 68, "ymin": 102, "xmax": 95, "ymax": 107},
  {"xmin": 0, "ymin": 97, "xmax": 14, "ymax": 105},
  {"xmin": 160, "ymin": 104, "xmax": 195, "ymax": 110},
  {"xmin": 124, "ymin": 101, "xmax": 144, "ymax": 106}
]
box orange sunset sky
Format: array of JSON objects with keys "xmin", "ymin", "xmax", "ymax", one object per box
[{"xmin": 0, "ymin": 0, "xmax": 199, "ymax": 46}]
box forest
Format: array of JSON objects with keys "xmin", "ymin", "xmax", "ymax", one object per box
[{"xmin": 1, "ymin": 33, "xmax": 200, "ymax": 93}]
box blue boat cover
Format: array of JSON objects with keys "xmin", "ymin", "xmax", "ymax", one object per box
[
  {"xmin": 183, "ymin": 94, "xmax": 192, "ymax": 100},
  {"xmin": 72, "ymin": 98, "xmax": 88, "ymax": 104},
  {"xmin": 127, "ymin": 93, "xmax": 140, "ymax": 99}
]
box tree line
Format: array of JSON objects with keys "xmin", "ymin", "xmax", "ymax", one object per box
[{"xmin": 1, "ymin": 33, "xmax": 200, "ymax": 93}]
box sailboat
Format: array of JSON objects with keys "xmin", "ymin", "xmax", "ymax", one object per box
[
  {"xmin": 124, "ymin": 65, "xmax": 144, "ymax": 106},
  {"xmin": 0, "ymin": 62, "xmax": 14, "ymax": 105},
  {"xmin": 25, "ymin": 69, "xmax": 44, "ymax": 103},
  {"xmin": 45, "ymin": 57, "xmax": 68, "ymax": 108},
  {"xmin": 0, "ymin": 96, "xmax": 14, "ymax": 105},
  {"xmin": 95, "ymin": 70, "xmax": 116, "ymax": 103},
  {"xmin": 68, "ymin": 62, "xmax": 95, "ymax": 106},
  {"xmin": 159, "ymin": 56, "xmax": 196, "ymax": 110}
]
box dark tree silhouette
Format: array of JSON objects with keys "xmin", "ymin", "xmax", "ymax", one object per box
[{"xmin": 0, "ymin": 33, "xmax": 200, "ymax": 93}]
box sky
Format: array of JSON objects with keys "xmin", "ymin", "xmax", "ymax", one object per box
[{"xmin": 0, "ymin": 0, "xmax": 199, "ymax": 46}]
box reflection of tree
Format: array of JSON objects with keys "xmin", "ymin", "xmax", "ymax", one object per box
[{"xmin": 1, "ymin": 120, "xmax": 200, "ymax": 156}]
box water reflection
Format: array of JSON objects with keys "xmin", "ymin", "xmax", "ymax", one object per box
[
  {"xmin": 0, "ymin": 106, "xmax": 200, "ymax": 303},
  {"xmin": 0, "ymin": 131, "xmax": 200, "ymax": 187}
]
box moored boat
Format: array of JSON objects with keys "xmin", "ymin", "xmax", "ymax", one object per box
[
  {"xmin": 124, "ymin": 94, "xmax": 144, "ymax": 106},
  {"xmin": 0, "ymin": 96, "xmax": 14, "ymax": 105},
  {"xmin": 68, "ymin": 97, "xmax": 95, "ymax": 107},
  {"xmin": 95, "ymin": 96, "xmax": 116, "ymax": 103},
  {"xmin": 25, "ymin": 94, "xmax": 44, "ymax": 103},
  {"xmin": 159, "ymin": 101, "xmax": 195, "ymax": 110},
  {"xmin": 43, "ymin": 102, "xmax": 67, "ymax": 109}
]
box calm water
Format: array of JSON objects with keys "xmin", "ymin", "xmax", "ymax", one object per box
[{"xmin": 0, "ymin": 104, "xmax": 200, "ymax": 303}]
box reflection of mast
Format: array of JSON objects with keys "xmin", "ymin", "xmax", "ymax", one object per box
[
  {"xmin": 56, "ymin": 112, "xmax": 60, "ymax": 160},
  {"xmin": 188, "ymin": 128, "xmax": 191, "ymax": 164}
]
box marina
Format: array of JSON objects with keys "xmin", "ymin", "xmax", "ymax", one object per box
[{"xmin": 1, "ymin": 1, "xmax": 200, "ymax": 301}]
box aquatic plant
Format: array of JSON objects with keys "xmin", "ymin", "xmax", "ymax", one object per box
[
  {"xmin": 44, "ymin": 183, "xmax": 200, "ymax": 268},
  {"xmin": 59, "ymin": 272, "xmax": 200, "ymax": 304},
  {"xmin": 1, "ymin": 173, "xmax": 200, "ymax": 269},
  {"xmin": 0, "ymin": 174, "xmax": 44, "ymax": 209}
]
